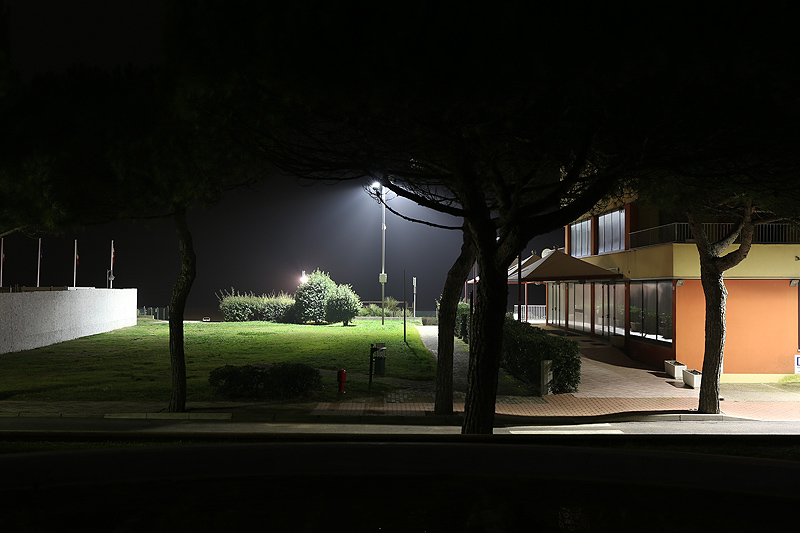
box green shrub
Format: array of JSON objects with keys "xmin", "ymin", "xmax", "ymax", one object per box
[
  {"xmin": 383, "ymin": 296, "xmax": 400, "ymax": 314},
  {"xmin": 358, "ymin": 303, "xmax": 382, "ymax": 316},
  {"xmin": 325, "ymin": 284, "xmax": 362, "ymax": 325},
  {"xmin": 208, "ymin": 363, "xmax": 323, "ymax": 399},
  {"xmin": 263, "ymin": 362, "xmax": 324, "ymax": 399},
  {"xmin": 295, "ymin": 269, "xmax": 336, "ymax": 323},
  {"xmin": 359, "ymin": 300, "xmax": 410, "ymax": 317},
  {"xmin": 455, "ymin": 301, "xmax": 471, "ymax": 341},
  {"xmin": 264, "ymin": 292, "xmax": 297, "ymax": 323},
  {"xmin": 500, "ymin": 318, "xmax": 581, "ymax": 394},
  {"xmin": 217, "ymin": 289, "xmax": 267, "ymax": 322},
  {"xmin": 208, "ymin": 364, "xmax": 265, "ymax": 397}
]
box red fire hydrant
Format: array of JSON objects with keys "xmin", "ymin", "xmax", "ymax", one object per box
[{"xmin": 337, "ymin": 369, "xmax": 347, "ymax": 394}]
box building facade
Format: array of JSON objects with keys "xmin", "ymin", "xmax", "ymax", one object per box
[{"xmin": 546, "ymin": 203, "xmax": 800, "ymax": 382}]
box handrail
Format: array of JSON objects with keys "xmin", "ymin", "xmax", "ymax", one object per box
[{"xmin": 629, "ymin": 222, "xmax": 800, "ymax": 249}]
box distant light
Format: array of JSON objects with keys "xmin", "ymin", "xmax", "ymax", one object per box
[
  {"xmin": 300, "ymin": 270, "xmax": 308, "ymax": 284},
  {"xmin": 371, "ymin": 181, "xmax": 381, "ymax": 190}
]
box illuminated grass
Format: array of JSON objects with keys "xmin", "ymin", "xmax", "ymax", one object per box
[{"xmin": 0, "ymin": 317, "xmax": 434, "ymax": 402}]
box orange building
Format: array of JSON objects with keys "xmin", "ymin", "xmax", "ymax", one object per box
[{"xmin": 530, "ymin": 203, "xmax": 800, "ymax": 382}]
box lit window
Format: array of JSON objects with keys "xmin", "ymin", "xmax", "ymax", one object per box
[
  {"xmin": 598, "ymin": 209, "xmax": 625, "ymax": 254},
  {"xmin": 570, "ymin": 219, "xmax": 591, "ymax": 257}
]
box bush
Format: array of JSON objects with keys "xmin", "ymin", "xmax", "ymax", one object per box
[
  {"xmin": 500, "ymin": 318, "xmax": 581, "ymax": 394},
  {"xmin": 325, "ymin": 284, "xmax": 362, "ymax": 325},
  {"xmin": 455, "ymin": 302, "xmax": 471, "ymax": 341},
  {"xmin": 263, "ymin": 362, "xmax": 324, "ymax": 399},
  {"xmin": 263, "ymin": 292, "xmax": 297, "ymax": 323},
  {"xmin": 295, "ymin": 269, "xmax": 336, "ymax": 323},
  {"xmin": 208, "ymin": 363, "xmax": 323, "ymax": 399},
  {"xmin": 358, "ymin": 303, "xmax": 383, "ymax": 316},
  {"xmin": 208, "ymin": 364, "xmax": 265, "ymax": 398},
  {"xmin": 218, "ymin": 289, "xmax": 267, "ymax": 322},
  {"xmin": 358, "ymin": 299, "xmax": 407, "ymax": 317}
]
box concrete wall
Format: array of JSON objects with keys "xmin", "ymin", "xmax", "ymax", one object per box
[{"xmin": 0, "ymin": 288, "xmax": 137, "ymax": 354}]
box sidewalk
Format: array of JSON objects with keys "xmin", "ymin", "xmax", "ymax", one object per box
[{"xmin": 309, "ymin": 325, "xmax": 800, "ymax": 422}]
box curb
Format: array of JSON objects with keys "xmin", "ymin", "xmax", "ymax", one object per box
[{"xmin": 0, "ymin": 410, "xmax": 759, "ymax": 425}]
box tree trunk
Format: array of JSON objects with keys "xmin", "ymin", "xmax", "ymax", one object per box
[
  {"xmin": 698, "ymin": 265, "xmax": 726, "ymax": 414},
  {"xmin": 461, "ymin": 254, "xmax": 508, "ymax": 434},
  {"xmin": 168, "ymin": 208, "xmax": 196, "ymax": 413},
  {"xmin": 687, "ymin": 206, "xmax": 755, "ymax": 415},
  {"xmin": 435, "ymin": 232, "xmax": 476, "ymax": 415}
]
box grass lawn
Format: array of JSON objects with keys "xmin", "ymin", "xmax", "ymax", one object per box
[{"xmin": 0, "ymin": 317, "xmax": 435, "ymax": 403}]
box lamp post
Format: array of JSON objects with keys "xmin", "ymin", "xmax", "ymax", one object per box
[{"xmin": 372, "ymin": 181, "xmax": 387, "ymax": 325}]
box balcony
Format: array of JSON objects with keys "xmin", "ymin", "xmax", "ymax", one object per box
[{"xmin": 629, "ymin": 222, "xmax": 800, "ymax": 249}]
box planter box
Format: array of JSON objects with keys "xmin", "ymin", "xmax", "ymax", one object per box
[
  {"xmin": 664, "ymin": 360, "xmax": 687, "ymax": 380},
  {"xmin": 683, "ymin": 369, "xmax": 702, "ymax": 388}
]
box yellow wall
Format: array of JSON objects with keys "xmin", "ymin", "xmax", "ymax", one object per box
[
  {"xmin": 675, "ymin": 279, "xmax": 798, "ymax": 374},
  {"xmin": 581, "ymin": 246, "xmax": 675, "ymax": 279},
  {"xmin": 584, "ymin": 243, "xmax": 800, "ymax": 280}
]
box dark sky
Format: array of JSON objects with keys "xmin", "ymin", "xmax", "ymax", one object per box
[{"xmin": 2, "ymin": 1, "xmax": 562, "ymax": 316}]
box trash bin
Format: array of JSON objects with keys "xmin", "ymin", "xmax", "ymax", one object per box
[
  {"xmin": 374, "ymin": 342, "xmax": 386, "ymax": 375},
  {"xmin": 375, "ymin": 353, "xmax": 386, "ymax": 375}
]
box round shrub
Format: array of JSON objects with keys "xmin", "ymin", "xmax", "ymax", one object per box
[
  {"xmin": 263, "ymin": 362, "xmax": 324, "ymax": 399},
  {"xmin": 208, "ymin": 364, "xmax": 265, "ymax": 398},
  {"xmin": 208, "ymin": 363, "xmax": 323, "ymax": 399},
  {"xmin": 325, "ymin": 284, "xmax": 362, "ymax": 325},
  {"xmin": 294, "ymin": 269, "xmax": 336, "ymax": 323}
]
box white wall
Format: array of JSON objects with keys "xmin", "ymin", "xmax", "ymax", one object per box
[{"xmin": 0, "ymin": 288, "xmax": 137, "ymax": 354}]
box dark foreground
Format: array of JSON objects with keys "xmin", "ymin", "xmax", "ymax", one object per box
[{"xmin": 2, "ymin": 439, "xmax": 798, "ymax": 532}]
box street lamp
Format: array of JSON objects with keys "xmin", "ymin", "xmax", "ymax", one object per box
[
  {"xmin": 300, "ymin": 270, "xmax": 308, "ymax": 284},
  {"xmin": 372, "ymin": 181, "xmax": 387, "ymax": 325}
]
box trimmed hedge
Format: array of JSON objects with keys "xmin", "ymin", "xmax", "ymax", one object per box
[
  {"xmin": 218, "ymin": 291, "xmax": 266, "ymax": 322},
  {"xmin": 218, "ymin": 289, "xmax": 297, "ymax": 323},
  {"xmin": 501, "ymin": 318, "xmax": 581, "ymax": 395},
  {"xmin": 263, "ymin": 292, "xmax": 297, "ymax": 323},
  {"xmin": 208, "ymin": 363, "xmax": 323, "ymax": 399}
]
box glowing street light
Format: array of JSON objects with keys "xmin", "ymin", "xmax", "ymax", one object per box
[
  {"xmin": 372, "ymin": 181, "xmax": 387, "ymax": 325},
  {"xmin": 300, "ymin": 270, "xmax": 308, "ymax": 284}
]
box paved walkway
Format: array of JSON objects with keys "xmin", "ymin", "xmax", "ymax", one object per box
[
  {"xmin": 1, "ymin": 324, "xmax": 798, "ymax": 424},
  {"xmin": 310, "ymin": 325, "xmax": 800, "ymax": 421}
]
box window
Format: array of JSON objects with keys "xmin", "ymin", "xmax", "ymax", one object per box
[
  {"xmin": 594, "ymin": 282, "xmax": 626, "ymax": 337},
  {"xmin": 598, "ymin": 209, "xmax": 625, "ymax": 253},
  {"xmin": 570, "ymin": 219, "xmax": 591, "ymax": 257},
  {"xmin": 629, "ymin": 281, "xmax": 673, "ymax": 343}
]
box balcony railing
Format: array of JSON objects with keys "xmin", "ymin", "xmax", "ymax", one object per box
[
  {"xmin": 512, "ymin": 305, "xmax": 547, "ymax": 323},
  {"xmin": 629, "ymin": 222, "xmax": 800, "ymax": 249}
]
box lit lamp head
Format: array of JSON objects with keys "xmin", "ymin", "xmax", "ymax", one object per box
[{"xmin": 300, "ymin": 271, "xmax": 308, "ymax": 284}]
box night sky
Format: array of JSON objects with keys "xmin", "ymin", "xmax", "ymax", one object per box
[{"xmin": 2, "ymin": 1, "xmax": 562, "ymax": 317}]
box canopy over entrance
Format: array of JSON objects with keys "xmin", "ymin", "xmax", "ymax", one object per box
[{"xmin": 514, "ymin": 250, "xmax": 623, "ymax": 282}]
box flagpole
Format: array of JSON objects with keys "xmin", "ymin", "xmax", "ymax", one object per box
[
  {"xmin": 73, "ymin": 239, "xmax": 78, "ymax": 288},
  {"xmin": 109, "ymin": 240, "xmax": 114, "ymax": 289},
  {"xmin": 0, "ymin": 237, "xmax": 4, "ymax": 288},
  {"xmin": 37, "ymin": 237, "xmax": 41, "ymax": 288}
]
